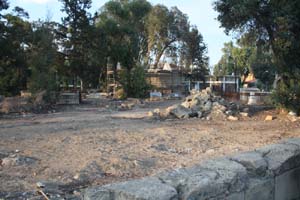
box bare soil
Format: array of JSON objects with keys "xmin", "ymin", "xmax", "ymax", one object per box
[{"xmin": 0, "ymin": 98, "xmax": 300, "ymax": 197}]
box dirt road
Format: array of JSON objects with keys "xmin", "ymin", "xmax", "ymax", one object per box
[{"xmin": 0, "ymin": 99, "xmax": 300, "ymax": 198}]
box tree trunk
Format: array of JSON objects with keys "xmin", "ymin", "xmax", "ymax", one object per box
[{"xmin": 153, "ymin": 39, "xmax": 177, "ymax": 68}]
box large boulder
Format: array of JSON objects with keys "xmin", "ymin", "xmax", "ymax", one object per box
[{"xmin": 166, "ymin": 104, "xmax": 192, "ymax": 119}]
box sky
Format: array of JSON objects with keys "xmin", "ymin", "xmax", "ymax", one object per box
[{"xmin": 7, "ymin": 0, "xmax": 233, "ymax": 66}]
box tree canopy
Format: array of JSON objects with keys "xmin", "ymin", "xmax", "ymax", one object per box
[{"xmin": 0, "ymin": 0, "xmax": 208, "ymax": 98}]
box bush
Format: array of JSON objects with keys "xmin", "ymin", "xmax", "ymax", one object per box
[
  {"xmin": 120, "ymin": 65, "xmax": 151, "ymax": 98},
  {"xmin": 114, "ymin": 87, "xmax": 127, "ymax": 100},
  {"xmin": 272, "ymin": 78, "xmax": 300, "ymax": 115}
]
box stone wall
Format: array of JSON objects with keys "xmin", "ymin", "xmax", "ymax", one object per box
[{"xmin": 84, "ymin": 138, "xmax": 300, "ymax": 200}]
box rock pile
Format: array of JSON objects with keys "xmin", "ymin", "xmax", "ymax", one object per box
[
  {"xmin": 150, "ymin": 88, "xmax": 241, "ymax": 120},
  {"xmin": 0, "ymin": 91, "xmax": 51, "ymax": 114}
]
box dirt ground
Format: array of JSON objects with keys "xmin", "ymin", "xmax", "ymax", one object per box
[{"xmin": 0, "ymin": 98, "xmax": 300, "ymax": 198}]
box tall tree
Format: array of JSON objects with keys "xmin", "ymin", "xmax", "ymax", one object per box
[
  {"xmin": 27, "ymin": 21, "xmax": 59, "ymax": 94},
  {"xmin": 213, "ymin": 42, "xmax": 235, "ymax": 76},
  {"xmin": 183, "ymin": 27, "xmax": 208, "ymax": 70},
  {"xmin": 59, "ymin": 0, "xmax": 95, "ymax": 89},
  {"xmin": 0, "ymin": 7, "xmax": 32, "ymax": 96},
  {"xmin": 97, "ymin": 0, "xmax": 151, "ymax": 70},
  {"xmin": 96, "ymin": 0, "xmax": 152, "ymax": 96},
  {"xmin": 146, "ymin": 5, "xmax": 189, "ymax": 67}
]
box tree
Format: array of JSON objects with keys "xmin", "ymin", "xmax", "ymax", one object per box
[
  {"xmin": 59, "ymin": 0, "xmax": 98, "ymax": 89},
  {"xmin": 213, "ymin": 42, "xmax": 236, "ymax": 76},
  {"xmin": 181, "ymin": 26, "xmax": 209, "ymax": 80},
  {"xmin": 214, "ymin": 0, "xmax": 300, "ymax": 112},
  {"xmin": 214, "ymin": 39, "xmax": 275, "ymax": 89},
  {"xmin": 96, "ymin": 0, "xmax": 152, "ymax": 96},
  {"xmin": 0, "ymin": 7, "xmax": 32, "ymax": 96},
  {"xmin": 27, "ymin": 21, "xmax": 59, "ymax": 95},
  {"xmin": 146, "ymin": 5, "xmax": 189, "ymax": 67},
  {"xmin": 97, "ymin": 0, "xmax": 151, "ymax": 69}
]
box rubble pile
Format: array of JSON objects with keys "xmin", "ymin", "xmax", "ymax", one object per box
[
  {"xmin": 149, "ymin": 88, "xmax": 242, "ymax": 120},
  {"xmin": 0, "ymin": 91, "xmax": 51, "ymax": 115}
]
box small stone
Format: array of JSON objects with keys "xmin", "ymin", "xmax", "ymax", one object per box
[
  {"xmin": 228, "ymin": 116, "xmax": 239, "ymax": 121},
  {"xmin": 206, "ymin": 116, "xmax": 212, "ymax": 121},
  {"xmin": 181, "ymin": 101, "xmax": 190, "ymax": 108},
  {"xmin": 243, "ymin": 107, "xmax": 250, "ymax": 113},
  {"xmin": 197, "ymin": 111, "xmax": 203, "ymax": 118},
  {"xmin": 225, "ymin": 110, "xmax": 234, "ymax": 115},
  {"xmin": 73, "ymin": 174, "xmax": 80, "ymax": 180},
  {"xmin": 36, "ymin": 182, "xmax": 46, "ymax": 188},
  {"xmin": 265, "ymin": 115, "xmax": 274, "ymax": 121},
  {"xmin": 148, "ymin": 111, "xmax": 154, "ymax": 117},
  {"xmin": 153, "ymin": 108, "xmax": 160, "ymax": 114},
  {"xmin": 203, "ymin": 101, "xmax": 212, "ymax": 112},
  {"xmin": 289, "ymin": 116, "xmax": 298, "ymax": 122},
  {"xmin": 288, "ymin": 111, "xmax": 297, "ymax": 116},
  {"xmin": 240, "ymin": 112, "xmax": 249, "ymax": 117},
  {"xmin": 206, "ymin": 87, "xmax": 212, "ymax": 94},
  {"xmin": 205, "ymin": 149, "xmax": 215, "ymax": 154}
]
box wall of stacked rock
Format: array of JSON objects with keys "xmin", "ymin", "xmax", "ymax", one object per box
[{"xmin": 84, "ymin": 138, "xmax": 300, "ymax": 200}]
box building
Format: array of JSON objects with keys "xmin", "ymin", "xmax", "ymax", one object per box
[{"xmin": 146, "ymin": 63, "xmax": 187, "ymax": 95}]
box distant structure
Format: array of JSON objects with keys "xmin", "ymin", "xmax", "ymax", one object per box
[
  {"xmin": 146, "ymin": 63, "xmax": 187, "ymax": 95},
  {"xmin": 106, "ymin": 59, "xmax": 122, "ymax": 97},
  {"xmin": 146, "ymin": 62, "xmax": 240, "ymax": 97}
]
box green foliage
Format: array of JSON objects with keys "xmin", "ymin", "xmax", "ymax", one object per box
[
  {"xmin": 214, "ymin": 0, "xmax": 300, "ymax": 110},
  {"xmin": 114, "ymin": 87, "xmax": 127, "ymax": 100},
  {"xmin": 0, "ymin": 0, "xmax": 208, "ymax": 99},
  {"xmin": 0, "ymin": 8, "xmax": 31, "ymax": 96},
  {"xmin": 96, "ymin": 0, "xmax": 152, "ymax": 72},
  {"xmin": 214, "ymin": 41, "xmax": 255, "ymax": 77},
  {"xmin": 272, "ymin": 79, "xmax": 300, "ymax": 114},
  {"xmin": 146, "ymin": 5, "xmax": 190, "ymax": 67},
  {"xmin": 181, "ymin": 27, "xmax": 208, "ymax": 74},
  {"xmin": 59, "ymin": 0, "xmax": 105, "ymax": 89},
  {"xmin": 120, "ymin": 65, "xmax": 150, "ymax": 98},
  {"xmin": 27, "ymin": 21, "xmax": 59, "ymax": 95},
  {"xmin": 214, "ymin": 39, "xmax": 275, "ymax": 90}
]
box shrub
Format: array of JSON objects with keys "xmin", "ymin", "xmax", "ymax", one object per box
[
  {"xmin": 272, "ymin": 78, "xmax": 300, "ymax": 115},
  {"xmin": 120, "ymin": 65, "xmax": 151, "ymax": 98}
]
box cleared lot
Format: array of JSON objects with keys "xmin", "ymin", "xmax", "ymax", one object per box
[{"xmin": 0, "ymin": 100, "xmax": 299, "ymax": 198}]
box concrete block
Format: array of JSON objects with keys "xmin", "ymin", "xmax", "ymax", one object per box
[
  {"xmin": 83, "ymin": 177, "xmax": 178, "ymax": 200},
  {"xmin": 245, "ymin": 178, "xmax": 274, "ymax": 200},
  {"xmin": 275, "ymin": 167, "xmax": 300, "ymax": 200}
]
